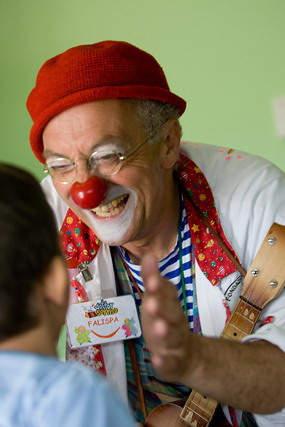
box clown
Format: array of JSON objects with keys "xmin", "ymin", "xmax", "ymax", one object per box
[{"xmin": 27, "ymin": 41, "xmax": 285, "ymax": 426}]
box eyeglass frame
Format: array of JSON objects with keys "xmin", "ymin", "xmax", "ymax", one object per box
[{"xmin": 43, "ymin": 119, "xmax": 167, "ymax": 184}]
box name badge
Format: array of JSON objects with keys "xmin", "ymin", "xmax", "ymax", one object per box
[{"xmin": 66, "ymin": 295, "xmax": 141, "ymax": 348}]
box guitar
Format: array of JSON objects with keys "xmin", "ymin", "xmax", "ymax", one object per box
[{"xmin": 145, "ymin": 223, "xmax": 285, "ymax": 426}]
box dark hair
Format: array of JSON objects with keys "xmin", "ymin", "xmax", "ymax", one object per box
[{"xmin": 0, "ymin": 163, "xmax": 62, "ymax": 340}]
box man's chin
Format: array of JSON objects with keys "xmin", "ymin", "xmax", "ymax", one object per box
[
  {"xmin": 69, "ymin": 188, "xmax": 137, "ymax": 247},
  {"xmin": 94, "ymin": 232, "xmax": 128, "ymax": 248},
  {"xmin": 84, "ymin": 211, "xmax": 132, "ymax": 247}
]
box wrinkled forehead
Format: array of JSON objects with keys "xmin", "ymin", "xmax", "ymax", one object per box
[{"xmin": 42, "ymin": 99, "xmax": 145, "ymax": 157}]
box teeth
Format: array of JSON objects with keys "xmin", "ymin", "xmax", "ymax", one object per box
[
  {"xmin": 91, "ymin": 195, "xmax": 127, "ymax": 217},
  {"xmin": 94, "ymin": 204, "xmax": 125, "ymax": 217}
]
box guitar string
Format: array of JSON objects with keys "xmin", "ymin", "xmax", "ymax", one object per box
[
  {"xmin": 195, "ymin": 231, "xmax": 283, "ymax": 421},
  {"xmin": 212, "ymin": 254, "xmax": 277, "ymax": 427},
  {"xmin": 182, "ymin": 390, "xmax": 212, "ymax": 425},
  {"xmin": 225, "ymin": 274, "xmax": 262, "ymax": 342},
  {"xmin": 235, "ymin": 242, "xmax": 275, "ymax": 341},
  {"xmin": 227, "ymin": 237, "xmax": 276, "ymax": 341},
  {"xmin": 184, "ymin": 267, "xmax": 260, "ymax": 419},
  {"xmin": 185, "ymin": 282, "xmax": 263, "ymax": 420},
  {"xmin": 238, "ymin": 256, "xmax": 282, "ymax": 340},
  {"xmin": 199, "ymin": 283, "xmax": 260, "ymax": 425},
  {"xmin": 184, "ymin": 243, "xmax": 276, "ymax": 423},
  {"xmin": 233, "ymin": 225, "xmax": 284, "ymax": 341}
]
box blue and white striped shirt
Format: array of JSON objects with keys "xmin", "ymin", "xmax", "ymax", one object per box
[{"xmin": 118, "ymin": 199, "xmax": 199, "ymax": 332}]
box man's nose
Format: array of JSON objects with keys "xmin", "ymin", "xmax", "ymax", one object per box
[
  {"xmin": 75, "ymin": 160, "xmax": 93, "ymax": 183},
  {"xmin": 70, "ymin": 176, "xmax": 108, "ymax": 210}
]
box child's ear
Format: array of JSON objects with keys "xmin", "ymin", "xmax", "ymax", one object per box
[
  {"xmin": 42, "ymin": 256, "xmax": 69, "ymax": 307},
  {"xmin": 159, "ymin": 119, "xmax": 181, "ymax": 170}
]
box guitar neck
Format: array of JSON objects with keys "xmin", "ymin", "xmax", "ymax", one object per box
[
  {"xmin": 222, "ymin": 298, "xmax": 261, "ymax": 341},
  {"xmin": 180, "ymin": 298, "xmax": 261, "ymax": 426},
  {"xmin": 180, "ymin": 390, "xmax": 219, "ymax": 426}
]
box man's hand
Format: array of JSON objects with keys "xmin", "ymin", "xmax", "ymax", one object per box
[
  {"xmin": 140, "ymin": 256, "xmax": 285, "ymax": 415},
  {"xmin": 140, "ymin": 254, "xmax": 196, "ymax": 383}
]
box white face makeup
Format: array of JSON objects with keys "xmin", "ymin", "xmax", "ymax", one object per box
[{"xmin": 82, "ymin": 187, "xmax": 138, "ymax": 245}]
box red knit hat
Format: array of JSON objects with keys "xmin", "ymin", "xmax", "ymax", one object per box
[{"xmin": 27, "ymin": 40, "xmax": 187, "ymax": 164}]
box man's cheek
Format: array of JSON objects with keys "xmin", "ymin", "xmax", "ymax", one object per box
[{"xmin": 55, "ymin": 185, "xmax": 71, "ymax": 204}]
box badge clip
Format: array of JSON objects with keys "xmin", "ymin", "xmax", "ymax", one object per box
[{"xmin": 78, "ymin": 262, "xmax": 93, "ymax": 282}]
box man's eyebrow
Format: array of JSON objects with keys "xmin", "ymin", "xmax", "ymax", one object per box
[
  {"xmin": 43, "ymin": 135, "xmax": 127, "ymax": 160},
  {"xmin": 90, "ymin": 136, "xmax": 127, "ymax": 152},
  {"xmin": 43, "ymin": 150, "xmax": 66, "ymax": 160}
]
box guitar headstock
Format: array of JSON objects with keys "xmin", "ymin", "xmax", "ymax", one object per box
[{"xmin": 242, "ymin": 223, "xmax": 285, "ymax": 309}]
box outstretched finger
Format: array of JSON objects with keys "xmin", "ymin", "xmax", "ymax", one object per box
[
  {"xmin": 141, "ymin": 254, "xmax": 177, "ymax": 299},
  {"xmin": 142, "ymin": 292, "xmax": 186, "ymax": 325},
  {"xmin": 141, "ymin": 254, "xmax": 161, "ymax": 293}
]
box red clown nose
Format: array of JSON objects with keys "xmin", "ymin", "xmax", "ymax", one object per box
[{"xmin": 70, "ymin": 176, "xmax": 107, "ymax": 209}]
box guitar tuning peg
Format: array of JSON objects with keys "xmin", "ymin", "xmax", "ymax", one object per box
[
  {"xmin": 269, "ymin": 280, "xmax": 278, "ymax": 288},
  {"xmin": 267, "ymin": 237, "xmax": 276, "ymax": 245},
  {"xmin": 251, "ymin": 268, "xmax": 260, "ymax": 277}
]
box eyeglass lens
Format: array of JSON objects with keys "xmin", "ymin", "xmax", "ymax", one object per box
[{"xmin": 46, "ymin": 151, "xmax": 122, "ymax": 182}]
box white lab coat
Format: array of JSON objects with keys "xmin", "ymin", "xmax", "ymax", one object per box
[{"xmin": 42, "ymin": 141, "xmax": 285, "ymax": 426}]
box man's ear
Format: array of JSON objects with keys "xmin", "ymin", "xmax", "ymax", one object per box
[
  {"xmin": 42, "ymin": 256, "xmax": 69, "ymax": 307},
  {"xmin": 159, "ymin": 119, "xmax": 181, "ymax": 170}
]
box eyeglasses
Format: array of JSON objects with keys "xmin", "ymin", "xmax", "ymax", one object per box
[{"xmin": 43, "ymin": 121, "xmax": 165, "ymax": 184}]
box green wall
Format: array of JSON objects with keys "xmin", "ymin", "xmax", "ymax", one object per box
[
  {"xmin": 0, "ymin": 0, "xmax": 284, "ymax": 360},
  {"xmin": 1, "ymin": 0, "xmax": 285, "ymax": 179}
]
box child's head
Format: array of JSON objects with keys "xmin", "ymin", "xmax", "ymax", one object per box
[{"xmin": 0, "ymin": 163, "xmax": 66, "ymax": 342}]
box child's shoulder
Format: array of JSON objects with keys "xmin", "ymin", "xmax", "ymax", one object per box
[
  {"xmin": 0, "ymin": 351, "xmax": 111, "ymax": 410},
  {"xmin": 0, "ymin": 351, "xmax": 104, "ymax": 392},
  {"xmin": 0, "ymin": 352, "xmax": 135, "ymax": 426}
]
